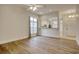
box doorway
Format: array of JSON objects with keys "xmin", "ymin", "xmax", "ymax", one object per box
[{"xmin": 29, "ymin": 16, "xmax": 38, "ymax": 37}]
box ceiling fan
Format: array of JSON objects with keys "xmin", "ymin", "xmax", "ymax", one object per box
[{"xmin": 26, "ymin": 4, "xmax": 43, "ymax": 11}]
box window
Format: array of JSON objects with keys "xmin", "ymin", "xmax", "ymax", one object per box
[
  {"xmin": 52, "ymin": 20, "xmax": 58, "ymax": 28},
  {"xmin": 49, "ymin": 17, "xmax": 58, "ymax": 29},
  {"xmin": 30, "ymin": 16, "xmax": 37, "ymax": 35}
]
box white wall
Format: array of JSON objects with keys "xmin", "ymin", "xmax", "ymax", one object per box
[
  {"xmin": 0, "ymin": 5, "xmax": 38, "ymax": 44},
  {"xmin": 76, "ymin": 17, "xmax": 79, "ymax": 45},
  {"xmin": 76, "ymin": 5, "xmax": 79, "ymax": 45}
]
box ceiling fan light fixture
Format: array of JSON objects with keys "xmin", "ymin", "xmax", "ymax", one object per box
[
  {"xmin": 29, "ymin": 6, "xmax": 37, "ymax": 11},
  {"xmin": 33, "ymin": 7, "xmax": 37, "ymax": 11},
  {"xmin": 29, "ymin": 7, "xmax": 33, "ymax": 9}
]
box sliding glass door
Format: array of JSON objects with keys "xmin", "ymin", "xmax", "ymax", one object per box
[{"xmin": 29, "ymin": 16, "xmax": 38, "ymax": 37}]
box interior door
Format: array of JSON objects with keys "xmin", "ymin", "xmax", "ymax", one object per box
[{"xmin": 63, "ymin": 15, "xmax": 76, "ymax": 38}]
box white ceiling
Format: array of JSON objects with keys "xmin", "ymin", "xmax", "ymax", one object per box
[{"xmin": 24, "ymin": 4, "xmax": 76, "ymax": 15}]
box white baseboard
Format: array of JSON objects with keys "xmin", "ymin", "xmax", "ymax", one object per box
[
  {"xmin": 0, "ymin": 36, "xmax": 29, "ymax": 44},
  {"xmin": 40, "ymin": 35, "xmax": 76, "ymax": 40},
  {"xmin": 59, "ymin": 36, "xmax": 76, "ymax": 40}
]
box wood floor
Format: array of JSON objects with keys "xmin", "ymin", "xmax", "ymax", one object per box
[{"xmin": 0, "ymin": 36, "xmax": 79, "ymax": 54}]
